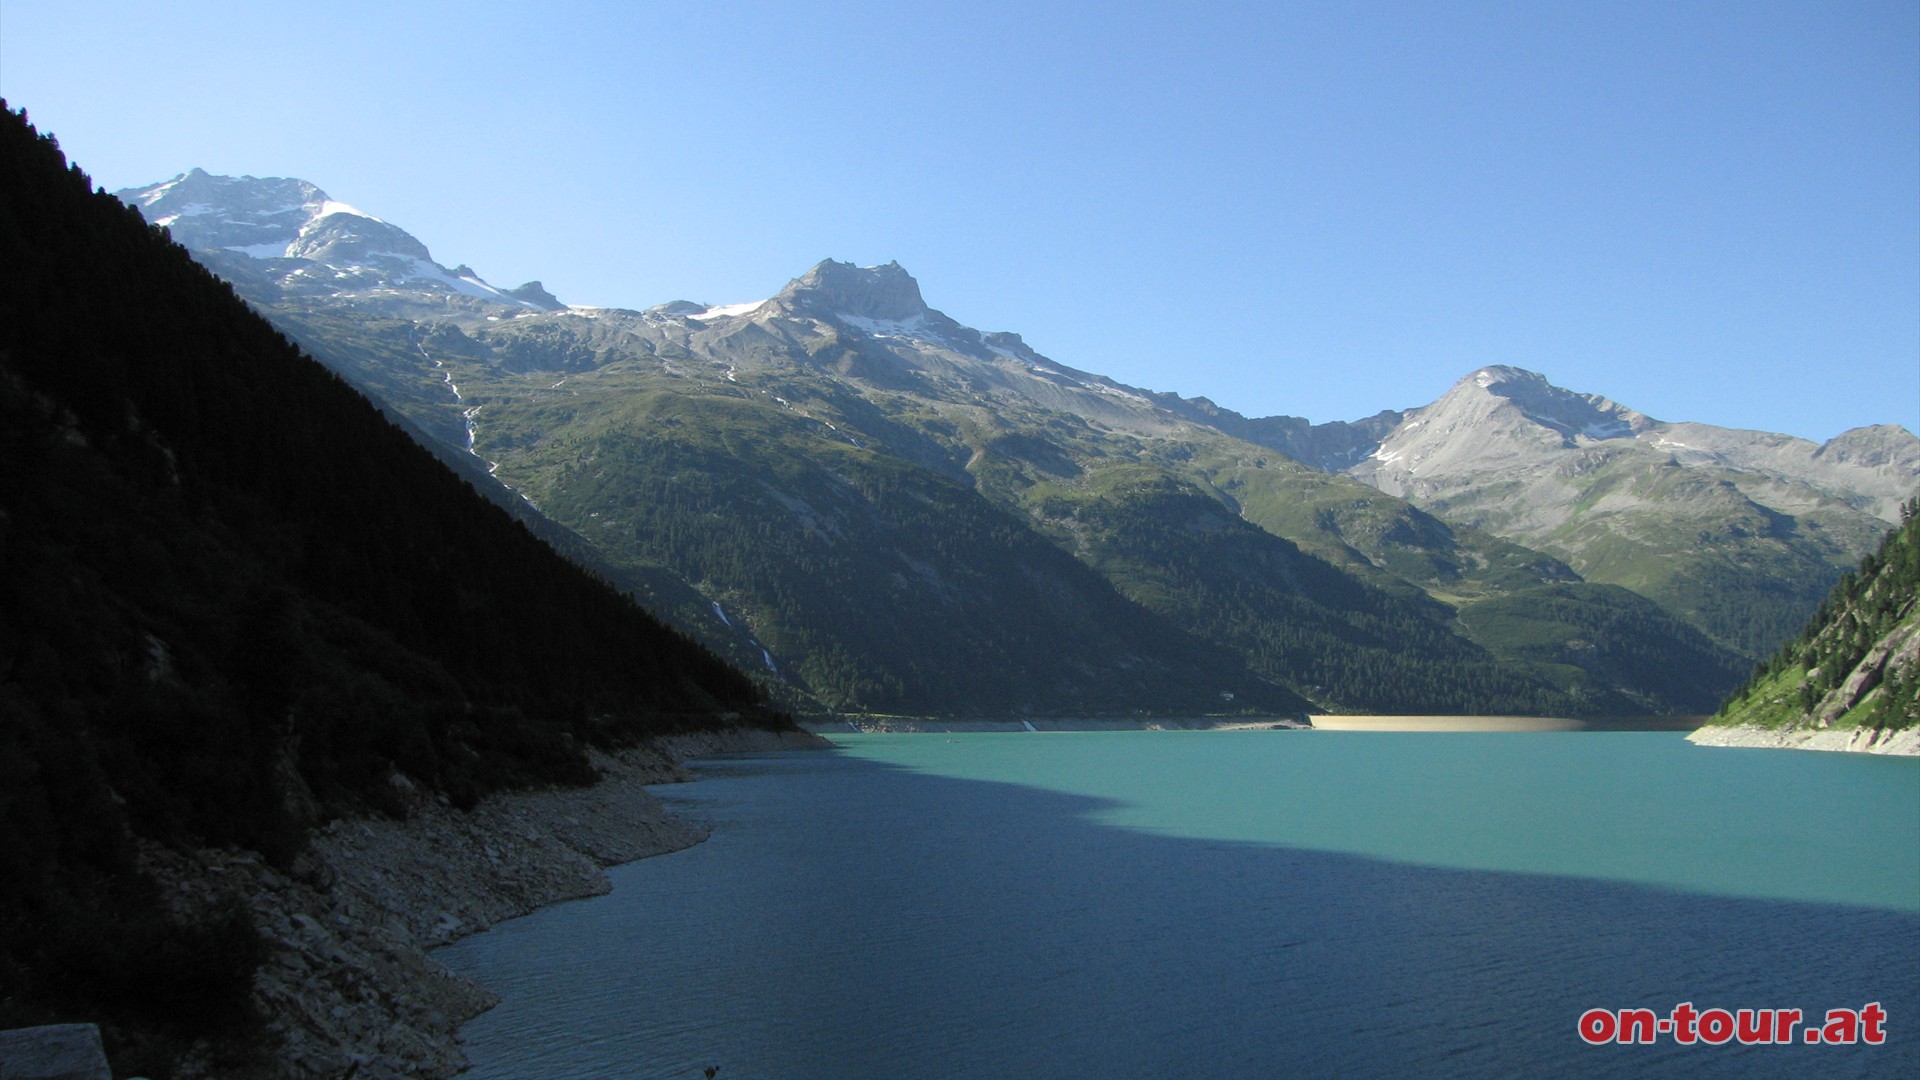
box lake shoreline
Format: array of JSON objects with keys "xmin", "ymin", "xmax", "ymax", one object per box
[
  {"xmin": 1687, "ymin": 722, "xmax": 1920, "ymax": 755},
  {"xmin": 151, "ymin": 726, "xmax": 828, "ymax": 1079},
  {"xmin": 800, "ymin": 714, "xmax": 1704, "ymax": 734},
  {"xmin": 801, "ymin": 716, "xmax": 1310, "ymax": 734}
]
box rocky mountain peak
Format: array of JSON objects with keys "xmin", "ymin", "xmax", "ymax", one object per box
[
  {"xmin": 123, "ymin": 169, "xmax": 328, "ymax": 253},
  {"xmin": 505, "ymin": 280, "xmax": 565, "ymax": 311},
  {"xmin": 118, "ymin": 170, "xmax": 434, "ymax": 264},
  {"xmin": 1819, "ymin": 424, "xmax": 1920, "ymax": 470},
  {"xmin": 116, "ymin": 171, "xmax": 540, "ymax": 310},
  {"xmin": 775, "ymin": 259, "xmax": 929, "ymax": 322},
  {"xmin": 1440, "ymin": 365, "xmax": 1649, "ymax": 442}
]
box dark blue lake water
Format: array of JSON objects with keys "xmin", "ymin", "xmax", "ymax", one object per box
[{"xmin": 436, "ymin": 731, "xmax": 1920, "ymax": 1078}]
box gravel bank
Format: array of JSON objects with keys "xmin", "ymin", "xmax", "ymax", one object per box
[{"xmin": 1687, "ymin": 723, "xmax": 1920, "ymax": 755}]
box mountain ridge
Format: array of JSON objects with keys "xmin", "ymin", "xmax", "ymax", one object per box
[{"xmin": 116, "ymin": 169, "xmax": 1914, "ymax": 712}]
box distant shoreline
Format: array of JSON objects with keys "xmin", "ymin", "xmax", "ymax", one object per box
[
  {"xmin": 801, "ymin": 717, "xmax": 1308, "ymax": 734},
  {"xmin": 799, "ymin": 715, "xmax": 1703, "ymax": 735},
  {"xmin": 1309, "ymin": 715, "xmax": 1704, "ymax": 732}
]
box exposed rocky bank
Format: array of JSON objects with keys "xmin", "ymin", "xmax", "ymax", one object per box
[
  {"xmin": 1686, "ymin": 723, "xmax": 1920, "ymax": 755},
  {"xmin": 141, "ymin": 729, "xmax": 826, "ymax": 1079}
]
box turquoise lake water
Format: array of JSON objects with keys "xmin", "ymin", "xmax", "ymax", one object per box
[{"xmin": 437, "ymin": 731, "xmax": 1920, "ymax": 1078}]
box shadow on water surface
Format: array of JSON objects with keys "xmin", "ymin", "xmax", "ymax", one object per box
[{"xmin": 438, "ymin": 746, "xmax": 1920, "ymax": 1080}]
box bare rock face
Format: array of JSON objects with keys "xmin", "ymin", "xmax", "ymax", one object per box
[
  {"xmin": 0, "ymin": 1024, "xmax": 111, "ymax": 1080},
  {"xmin": 1344, "ymin": 365, "xmax": 1916, "ymax": 528},
  {"xmin": 775, "ymin": 259, "xmax": 931, "ymax": 322}
]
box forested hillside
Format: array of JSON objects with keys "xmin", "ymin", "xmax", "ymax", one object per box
[
  {"xmin": 0, "ymin": 104, "xmax": 783, "ymax": 1068},
  {"xmin": 1709, "ymin": 498, "xmax": 1920, "ymax": 734}
]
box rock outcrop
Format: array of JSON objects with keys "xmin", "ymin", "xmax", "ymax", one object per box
[{"xmin": 0, "ymin": 1024, "xmax": 112, "ymax": 1080}]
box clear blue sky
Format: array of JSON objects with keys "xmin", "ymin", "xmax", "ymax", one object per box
[{"xmin": 5, "ymin": 1, "xmax": 1915, "ymax": 442}]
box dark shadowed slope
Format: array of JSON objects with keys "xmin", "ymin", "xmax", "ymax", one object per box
[{"xmin": 0, "ymin": 103, "xmax": 783, "ymax": 1070}]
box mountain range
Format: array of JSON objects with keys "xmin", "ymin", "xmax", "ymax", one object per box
[{"xmin": 117, "ymin": 170, "xmax": 1920, "ymax": 718}]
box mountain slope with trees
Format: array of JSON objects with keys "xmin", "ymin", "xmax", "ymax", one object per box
[
  {"xmin": 0, "ymin": 103, "xmax": 787, "ymax": 1070},
  {"xmin": 1694, "ymin": 499, "xmax": 1920, "ymax": 752}
]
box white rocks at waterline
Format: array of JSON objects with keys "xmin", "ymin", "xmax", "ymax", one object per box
[
  {"xmin": 141, "ymin": 729, "xmax": 824, "ymax": 1080},
  {"xmin": 1687, "ymin": 723, "xmax": 1920, "ymax": 756}
]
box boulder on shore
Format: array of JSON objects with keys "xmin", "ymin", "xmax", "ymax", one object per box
[{"xmin": 0, "ymin": 1024, "xmax": 112, "ymax": 1080}]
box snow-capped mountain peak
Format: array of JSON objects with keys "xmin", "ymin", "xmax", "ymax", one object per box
[{"xmin": 115, "ymin": 171, "xmax": 563, "ymax": 313}]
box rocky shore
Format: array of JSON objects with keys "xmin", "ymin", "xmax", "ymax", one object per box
[
  {"xmin": 141, "ymin": 728, "xmax": 825, "ymax": 1079},
  {"xmin": 1687, "ymin": 723, "xmax": 1920, "ymax": 756}
]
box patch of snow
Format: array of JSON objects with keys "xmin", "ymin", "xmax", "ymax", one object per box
[
  {"xmin": 398, "ymin": 259, "xmax": 534, "ymax": 306},
  {"xmin": 154, "ymin": 201, "xmax": 214, "ymax": 222},
  {"xmin": 1475, "ymin": 369, "xmax": 1497, "ymax": 388},
  {"xmin": 316, "ymin": 199, "xmax": 382, "ymax": 223},
  {"xmin": 711, "ymin": 602, "xmax": 732, "ymax": 627},
  {"xmin": 839, "ymin": 312, "xmax": 931, "ymax": 339},
  {"xmin": 688, "ymin": 300, "xmax": 768, "ymax": 320},
  {"xmin": 134, "ymin": 176, "xmax": 186, "ymax": 206},
  {"xmin": 224, "ymin": 241, "xmax": 292, "ymax": 259},
  {"xmin": 1085, "ymin": 380, "xmax": 1150, "ymax": 403}
]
